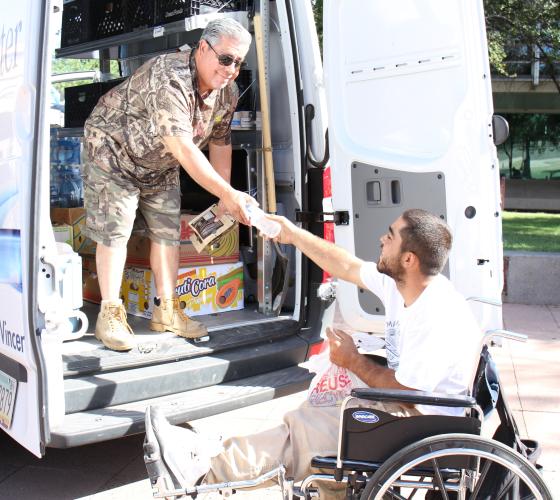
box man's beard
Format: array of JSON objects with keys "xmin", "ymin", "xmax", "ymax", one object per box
[{"xmin": 377, "ymin": 254, "xmax": 405, "ymax": 282}]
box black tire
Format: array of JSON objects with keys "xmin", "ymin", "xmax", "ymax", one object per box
[{"xmin": 360, "ymin": 433, "xmax": 553, "ymax": 500}]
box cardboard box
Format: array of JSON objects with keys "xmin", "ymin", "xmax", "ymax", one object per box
[
  {"xmin": 51, "ymin": 209, "xmax": 239, "ymax": 261},
  {"xmin": 175, "ymin": 262, "xmax": 244, "ymax": 317},
  {"xmin": 52, "ymin": 224, "xmax": 73, "ymax": 246},
  {"xmin": 83, "ymin": 260, "xmax": 155, "ymax": 314},
  {"xmin": 50, "ymin": 207, "xmax": 96, "ymax": 255},
  {"xmin": 186, "ymin": 204, "xmax": 236, "ymax": 253},
  {"xmin": 120, "ymin": 262, "xmax": 244, "ymax": 319},
  {"xmin": 83, "ymin": 257, "xmax": 244, "ymax": 319},
  {"xmin": 180, "ymin": 214, "xmax": 239, "ymax": 266},
  {"xmin": 120, "ymin": 267, "xmax": 155, "ymax": 318},
  {"xmin": 82, "ymin": 256, "xmax": 101, "ymax": 304},
  {"xmin": 125, "ymin": 234, "xmax": 151, "ymax": 268},
  {"xmin": 125, "ymin": 213, "xmax": 239, "ymax": 268}
]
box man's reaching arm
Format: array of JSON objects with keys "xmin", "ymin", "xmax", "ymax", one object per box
[
  {"xmin": 163, "ymin": 136, "xmax": 254, "ymax": 225},
  {"xmin": 208, "ymin": 142, "xmax": 232, "ymax": 183},
  {"xmin": 267, "ymin": 215, "xmax": 367, "ymax": 288}
]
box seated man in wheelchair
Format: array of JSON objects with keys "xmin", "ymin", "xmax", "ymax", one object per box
[{"xmin": 144, "ymin": 209, "xmax": 551, "ymax": 499}]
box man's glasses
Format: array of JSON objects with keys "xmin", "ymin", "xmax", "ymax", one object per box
[{"xmin": 205, "ymin": 40, "xmax": 243, "ymax": 69}]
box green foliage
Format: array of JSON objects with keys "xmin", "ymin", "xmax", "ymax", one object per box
[
  {"xmin": 313, "ymin": 1, "xmax": 560, "ymax": 90},
  {"xmin": 52, "ymin": 58, "xmax": 100, "ymax": 75},
  {"xmin": 499, "ymin": 113, "xmax": 560, "ymax": 178},
  {"xmin": 484, "ymin": 0, "xmax": 560, "ymax": 91},
  {"xmin": 312, "ymin": 0, "xmax": 323, "ymax": 52},
  {"xmin": 51, "ymin": 56, "xmax": 120, "ymax": 95},
  {"xmin": 502, "ymin": 211, "xmax": 560, "ymax": 252}
]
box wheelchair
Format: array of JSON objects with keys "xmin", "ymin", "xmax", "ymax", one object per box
[{"xmin": 143, "ymin": 329, "xmax": 553, "ymax": 499}]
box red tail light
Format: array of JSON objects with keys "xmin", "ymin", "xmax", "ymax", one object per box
[
  {"xmin": 307, "ymin": 339, "xmax": 326, "ymax": 359},
  {"xmin": 323, "ymin": 165, "xmax": 334, "ymax": 282}
]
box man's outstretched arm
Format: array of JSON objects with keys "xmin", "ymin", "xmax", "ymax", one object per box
[{"xmin": 267, "ymin": 215, "xmax": 367, "ymax": 288}]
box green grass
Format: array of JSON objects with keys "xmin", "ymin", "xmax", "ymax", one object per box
[{"xmin": 502, "ymin": 211, "xmax": 560, "ymax": 253}]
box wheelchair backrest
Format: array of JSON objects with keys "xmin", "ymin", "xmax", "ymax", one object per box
[{"xmin": 470, "ymin": 344, "xmax": 500, "ymax": 416}]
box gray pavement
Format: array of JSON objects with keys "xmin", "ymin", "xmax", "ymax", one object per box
[{"xmin": 0, "ymin": 303, "xmax": 558, "ymax": 499}]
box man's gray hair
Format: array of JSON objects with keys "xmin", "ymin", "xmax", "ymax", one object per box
[{"xmin": 201, "ymin": 18, "xmax": 251, "ymax": 48}]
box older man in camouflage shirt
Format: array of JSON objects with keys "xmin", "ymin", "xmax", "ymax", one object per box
[{"xmin": 83, "ymin": 18, "xmax": 253, "ymax": 351}]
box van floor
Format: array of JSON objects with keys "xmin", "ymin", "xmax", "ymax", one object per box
[{"xmin": 60, "ymin": 301, "xmax": 298, "ymax": 377}]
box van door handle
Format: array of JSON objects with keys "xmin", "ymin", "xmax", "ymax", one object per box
[{"xmin": 305, "ymin": 104, "xmax": 329, "ymax": 169}]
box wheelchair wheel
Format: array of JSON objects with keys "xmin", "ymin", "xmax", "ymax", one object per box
[{"xmin": 360, "ymin": 433, "xmax": 553, "ymax": 500}]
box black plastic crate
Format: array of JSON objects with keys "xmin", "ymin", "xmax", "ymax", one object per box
[
  {"xmin": 93, "ymin": 0, "xmax": 128, "ymax": 39},
  {"xmin": 101, "ymin": 77, "xmax": 127, "ymax": 94},
  {"xmin": 155, "ymin": 0, "xmax": 191, "ymax": 24},
  {"xmin": 64, "ymin": 78, "xmax": 126, "ymax": 128},
  {"xmin": 235, "ymin": 69, "xmax": 253, "ymax": 111},
  {"xmin": 189, "ymin": 0, "xmax": 239, "ymax": 15},
  {"xmin": 155, "ymin": 0, "xmax": 244, "ymax": 24},
  {"xmin": 61, "ymin": 0, "xmax": 93, "ymax": 48},
  {"xmin": 64, "ymin": 83, "xmax": 105, "ymax": 128},
  {"xmin": 126, "ymin": 0, "xmax": 156, "ymax": 31}
]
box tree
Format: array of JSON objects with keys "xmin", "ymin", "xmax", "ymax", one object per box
[
  {"xmin": 484, "ymin": 0, "xmax": 560, "ymax": 92},
  {"xmin": 312, "ymin": 0, "xmax": 323, "ymax": 51},
  {"xmin": 500, "ymin": 114, "xmax": 560, "ymax": 178},
  {"xmin": 312, "ymin": 0, "xmax": 560, "ymax": 91},
  {"xmin": 51, "ymin": 56, "xmax": 119, "ymax": 96}
]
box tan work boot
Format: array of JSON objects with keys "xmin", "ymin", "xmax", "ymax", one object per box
[
  {"xmin": 95, "ymin": 301, "xmax": 135, "ymax": 351},
  {"xmin": 150, "ymin": 297, "xmax": 208, "ymax": 339}
]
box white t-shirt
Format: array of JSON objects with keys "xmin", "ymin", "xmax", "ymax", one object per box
[
  {"xmin": 359, "ymin": 262, "xmax": 482, "ymax": 416},
  {"xmin": 359, "ymin": 262, "xmax": 404, "ymax": 370}
]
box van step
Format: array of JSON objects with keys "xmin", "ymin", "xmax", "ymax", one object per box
[
  {"xmin": 49, "ymin": 365, "xmax": 313, "ymax": 448},
  {"xmin": 63, "ymin": 308, "xmax": 299, "ymax": 376},
  {"xmin": 64, "ymin": 335, "xmax": 308, "ymax": 413}
]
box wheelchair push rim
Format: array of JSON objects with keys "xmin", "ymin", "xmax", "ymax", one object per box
[{"xmin": 360, "ymin": 433, "xmax": 552, "ymax": 500}]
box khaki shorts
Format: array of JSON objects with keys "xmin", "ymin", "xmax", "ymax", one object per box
[{"xmin": 82, "ymin": 161, "xmax": 181, "ymax": 248}]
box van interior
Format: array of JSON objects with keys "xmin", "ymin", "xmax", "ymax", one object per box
[{"xmin": 46, "ymin": 0, "xmax": 322, "ymax": 446}]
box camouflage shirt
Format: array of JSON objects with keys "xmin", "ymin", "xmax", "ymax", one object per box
[{"xmin": 84, "ymin": 47, "xmax": 238, "ymax": 188}]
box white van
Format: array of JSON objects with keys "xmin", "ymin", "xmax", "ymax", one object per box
[{"xmin": 0, "ymin": 0, "xmax": 503, "ymax": 457}]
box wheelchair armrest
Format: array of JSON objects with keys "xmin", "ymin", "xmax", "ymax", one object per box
[{"xmin": 350, "ymin": 388, "xmax": 477, "ymax": 408}]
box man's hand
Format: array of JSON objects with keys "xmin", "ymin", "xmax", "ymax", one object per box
[
  {"xmin": 327, "ymin": 327, "xmax": 415, "ymax": 393},
  {"xmin": 219, "ymin": 189, "xmax": 257, "ymax": 226},
  {"xmin": 265, "ymin": 214, "xmax": 298, "ymax": 244},
  {"xmin": 326, "ymin": 327, "xmax": 360, "ymax": 369}
]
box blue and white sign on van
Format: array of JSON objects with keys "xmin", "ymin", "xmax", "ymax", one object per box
[
  {"xmin": 0, "ymin": 229, "xmax": 22, "ymax": 290},
  {"xmin": 352, "ymin": 410, "xmax": 380, "ymax": 424}
]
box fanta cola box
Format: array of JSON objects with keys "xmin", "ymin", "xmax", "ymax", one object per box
[
  {"xmin": 175, "ymin": 262, "xmax": 244, "ymax": 317},
  {"xmin": 121, "ymin": 262, "xmax": 244, "ymax": 320}
]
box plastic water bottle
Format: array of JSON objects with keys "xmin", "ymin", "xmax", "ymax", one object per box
[
  {"xmin": 50, "ymin": 164, "xmax": 60, "ymax": 206},
  {"xmin": 57, "ymin": 137, "xmax": 81, "ymax": 165},
  {"xmin": 58, "ymin": 165, "xmax": 83, "ymax": 208},
  {"xmin": 245, "ymin": 204, "xmax": 281, "ymax": 238}
]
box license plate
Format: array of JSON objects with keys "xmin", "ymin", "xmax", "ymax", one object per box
[{"xmin": 0, "ymin": 369, "xmax": 17, "ymax": 430}]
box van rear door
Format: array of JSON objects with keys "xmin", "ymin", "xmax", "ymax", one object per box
[
  {"xmin": 0, "ymin": 0, "xmax": 49, "ymax": 456},
  {"xmin": 323, "ymin": 0, "xmax": 503, "ymax": 332}
]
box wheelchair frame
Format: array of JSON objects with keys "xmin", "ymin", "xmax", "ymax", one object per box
[
  {"xmin": 294, "ymin": 329, "xmax": 552, "ymax": 499},
  {"xmin": 144, "ymin": 328, "xmax": 553, "ymax": 500}
]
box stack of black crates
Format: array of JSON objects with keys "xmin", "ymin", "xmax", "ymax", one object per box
[
  {"xmin": 61, "ymin": 0, "xmax": 249, "ymax": 48},
  {"xmin": 61, "ymin": 0, "xmax": 155, "ymax": 47},
  {"xmin": 61, "ymin": 0, "xmax": 250, "ymax": 128}
]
